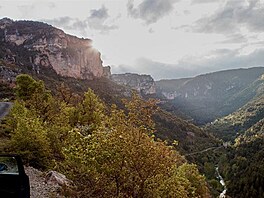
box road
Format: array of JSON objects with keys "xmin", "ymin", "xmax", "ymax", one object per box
[
  {"xmin": 184, "ymin": 146, "xmax": 223, "ymax": 156},
  {"xmin": 185, "ymin": 146, "xmax": 227, "ymax": 196},
  {"xmin": 0, "ymin": 102, "xmax": 12, "ymax": 119}
]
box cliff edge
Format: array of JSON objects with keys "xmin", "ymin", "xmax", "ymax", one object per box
[{"xmin": 0, "ymin": 18, "xmax": 110, "ymax": 79}]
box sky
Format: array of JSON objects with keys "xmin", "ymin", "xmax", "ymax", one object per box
[{"xmin": 1, "ymin": 0, "xmax": 264, "ymax": 80}]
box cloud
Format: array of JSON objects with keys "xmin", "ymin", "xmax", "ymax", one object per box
[
  {"xmin": 89, "ymin": 5, "xmax": 109, "ymax": 19},
  {"xmin": 72, "ymin": 20, "xmax": 87, "ymax": 32},
  {"xmin": 148, "ymin": 28, "xmax": 154, "ymax": 33},
  {"xmin": 44, "ymin": 5, "xmax": 118, "ymax": 35},
  {"xmin": 191, "ymin": 0, "xmax": 220, "ymax": 4},
  {"xmin": 45, "ymin": 17, "xmax": 72, "ymax": 28},
  {"xmin": 112, "ymin": 57, "xmax": 205, "ymax": 80},
  {"xmin": 18, "ymin": 4, "xmax": 36, "ymax": 18},
  {"xmin": 88, "ymin": 5, "xmax": 118, "ymax": 33},
  {"xmin": 44, "ymin": 17, "xmax": 86, "ymax": 30},
  {"xmin": 218, "ymin": 33, "xmax": 248, "ymax": 44},
  {"xmin": 17, "ymin": 2, "xmax": 55, "ymax": 18},
  {"xmin": 112, "ymin": 48, "xmax": 264, "ymax": 80},
  {"xmin": 195, "ymin": 0, "xmax": 264, "ymax": 34},
  {"xmin": 127, "ymin": 0, "xmax": 178, "ymax": 24},
  {"xmin": 47, "ymin": 2, "xmax": 56, "ymax": 9}
]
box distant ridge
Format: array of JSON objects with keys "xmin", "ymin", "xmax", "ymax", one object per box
[{"xmin": 156, "ymin": 67, "xmax": 264, "ymax": 124}]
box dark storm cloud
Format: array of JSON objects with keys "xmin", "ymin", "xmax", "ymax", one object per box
[
  {"xmin": 113, "ymin": 48, "xmax": 264, "ymax": 80},
  {"xmin": 195, "ymin": 0, "xmax": 264, "ymax": 33},
  {"xmin": 127, "ymin": 0, "xmax": 178, "ymax": 24}
]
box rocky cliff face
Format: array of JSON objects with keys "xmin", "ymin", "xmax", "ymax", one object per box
[
  {"xmin": 111, "ymin": 73, "xmax": 156, "ymax": 95},
  {"xmin": 157, "ymin": 67, "xmax": 264, "ymax": 100},
  {"xmin": 0, "ymin": 62, "xmax": 21, "ymax": 84},
  {"xmin": 0, "ymin": 18, "xmax": 110, "ymax": 79},
  {"xmin": 156, "ymin": 67, "xmax": 264, "ymax": 124}
]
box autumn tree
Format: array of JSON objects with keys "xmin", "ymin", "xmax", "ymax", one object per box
[
  {"xmin": 56, "ymin": 82, "xmax": 81, "ymax": 105},
  {"xmin": 4, "ymin": 75, "xmax": 210, "ymax": 197},
  {"xmin": 63, "ymin": 91, "xmax": 209, "ymax": 197}
]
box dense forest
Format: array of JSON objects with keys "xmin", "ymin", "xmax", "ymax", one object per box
[
  {"xmin": 0, "ymin": 74, "xmax": 210, "ymax": 197},
  {"xmin": 208, "ymin": 95, "xmax": 264, "ymax": 197}
]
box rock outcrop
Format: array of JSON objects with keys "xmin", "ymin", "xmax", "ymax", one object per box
[
  {"xmin": 0, "ymin": 65, "xmax": 20, "ymax": 85},
  {"xmin": 111, "ymin": 73, "xmax": 156, "ymax": 95},
  {"xmin": 0, "ymin": 18, "xmax": 110, "ymax": 79},
  {"xmin": 25, "ymin": 166, "xmax": 66, "ymax": 198},
  {"xmin": 45, "ymin": 171, "xmax": 73, "ymax": 187}
]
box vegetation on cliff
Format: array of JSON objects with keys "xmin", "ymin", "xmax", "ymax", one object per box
[
  {"xmin": 218, "ymin": 124, "xmax": 264, "ymax": 198},
  {"xmin": 156, "ymin": 67, "xmax": 264, "ymax": 124},
  {"xmin": 207, "ymin": 95, "xmax": 264, "ymax": 141}
]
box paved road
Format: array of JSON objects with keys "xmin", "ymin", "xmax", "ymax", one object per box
[{"xmin": 0, "ymin": 102, "xmax": 12, "ymax": 119}]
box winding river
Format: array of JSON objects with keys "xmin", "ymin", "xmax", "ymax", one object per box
[{"xmin": 216, "ymin": 167, "xmax": 227, "ymax": 198}]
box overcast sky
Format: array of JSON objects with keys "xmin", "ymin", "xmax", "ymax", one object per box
[{"xmin": 1, "ymin": 0, "xmax": 264, "ymax": 80}]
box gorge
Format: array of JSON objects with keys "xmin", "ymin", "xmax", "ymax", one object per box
[{"xmin": 0, "ymin": 18, "xmax": 263, "ymax": 198}]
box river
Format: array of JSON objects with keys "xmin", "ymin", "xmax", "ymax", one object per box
[{"xmin": 216, "ymin": 167, "xmax": 227, "ymax": 198}]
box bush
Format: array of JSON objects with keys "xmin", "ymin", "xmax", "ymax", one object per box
[{"xmin": 7, "ymin": 102, "xmax": 52, "ymax": 169}]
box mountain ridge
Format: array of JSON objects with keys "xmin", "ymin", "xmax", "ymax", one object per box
[{"xmin": 156, "ymin": 67, "xmax": 264, "ymax": 124}]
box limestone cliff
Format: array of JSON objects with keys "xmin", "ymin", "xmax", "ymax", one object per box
[
  {"xmin": 0, "ymin": 18, "xmax": 110, "ymax": 79},
  {"xmin": 111, "ymin": 73, "xmax": 156, "ymax": 95},
  {"xmin": 156, "ymin": 67, "xmax": 264, "ymax": 124}
]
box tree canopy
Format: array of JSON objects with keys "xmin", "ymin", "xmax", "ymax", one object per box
[{"xmin": 1, "ymin": 74, "xmax": 210, "ymax": 197}]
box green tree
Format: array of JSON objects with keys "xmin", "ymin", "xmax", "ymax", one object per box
[
  {"xmin": 15, "ymin": 74, "xmax": 48, "ymax": 101},
  {"xmin": 15, "ymin": 74, "xmax": 55, "ymax": 122},
  {"xmin": 5, "ymin": 74, "xmax": 76, "ymax": 166},
  {"xmin": 7, "ymin": 101, "xmax": 52, "ymax": 169},
  {"xmin": 71, "ymin": 88, "xmax": 106, "ymax": 133}
]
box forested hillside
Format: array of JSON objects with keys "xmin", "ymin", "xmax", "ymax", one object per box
[
  {"xmin": 0, "ymin": 74, "xmax": 211, "ymax": 197},
  {"xmin": 219, "ymin": 120, "xmax": 264, "ymax": 198},
  {"xmin": 0, "ymin": 57, "xmax": 217, "ymax": 155},
  {"xmin": 1, "ymin": 60, "xmax": 263, "ymax": 197},
  {"xmin": 156, "ymin": 67, "xmax": 264, "ymax": 124},
  {"xmin": 207, "ymin": 94, "xmax": 264, "ymax": 141},
  {"xmin": 208, "ymin": 90, "xmax": 264, "ymax": 197}
]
